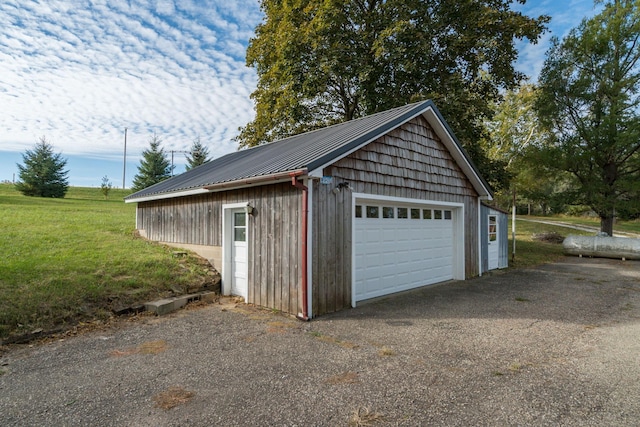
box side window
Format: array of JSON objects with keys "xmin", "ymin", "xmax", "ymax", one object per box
[{"xmin": 489, "ymin": 215, "xmax": 497, "ymax": 241}]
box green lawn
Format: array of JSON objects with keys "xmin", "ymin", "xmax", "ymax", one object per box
[
  {"xmin": 0, "ymin": 184, "xmax": 214, "ymax": 341},
  {"xmin": 507, "ymin": 219, "xmax": 593, "ymax": 269}
]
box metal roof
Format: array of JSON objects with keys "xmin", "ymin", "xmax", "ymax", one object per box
[{"xmin": 125, "ymin": 100, "xmax": 491, "ymax": 202}]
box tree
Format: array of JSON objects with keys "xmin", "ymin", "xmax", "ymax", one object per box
[
  {"xmin": 100, "ymin": 175, "xmax": 113, "ymax": 200},
  {"xmin": 185, "ymin": 136, "xmax": 211, "ymax": 171},
  {"xmin": 482, "ymin": 83, "xmax": 568, "ymax": 214},
  {"xmin": 238, "ymin": 0, "xmax": 549, "ymax": 191},
  {"xmin": 536, "ymin": 0, "xmax": 640, "ymax": 235},
  {"xmin": 15, "ymin": 136, "xmax": 69, "ymax": 198},
  {"xmin": 131, "ymin": 133, "xmax": 172, "ymax": 192}
]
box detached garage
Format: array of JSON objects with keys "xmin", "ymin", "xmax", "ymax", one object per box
[{"xmin": 125, "ymin": 100, "xmax": 495, "ymax": 319}]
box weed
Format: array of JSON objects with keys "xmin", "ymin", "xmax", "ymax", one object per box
[
  {"xmin": 515, "ymin": 297, "xmax": 530, "ymax": 302},
  {"xmin": 508, "ymin": 363, "xmax": 522, "ymax": 371},
  {"xmin": 348, "ymin": 407, "xmax": 384, "ymax": 426},
  {"xmin": 378, "ymin": 346, "xmax": 395, "ymax": 357},
  {"xmin": 153, "ymin": 386, "xmax": 194, "ymax": 410},
  {"xmin": 326, "ymin": 371, "xmax": 360, "ymax": 385},
  {"xmin": 109, "ymin": 340, "xmax": 168, "ymax": 357}
]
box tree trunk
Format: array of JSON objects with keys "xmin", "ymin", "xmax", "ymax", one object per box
[{"xmin": 600, "ymin": 215, "xmax": 615, "ymax": 236}]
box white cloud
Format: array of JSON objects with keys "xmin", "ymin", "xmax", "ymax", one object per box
[{"xmin": 0, "ymin": 0, "xmax": 262, "ymax": 164}]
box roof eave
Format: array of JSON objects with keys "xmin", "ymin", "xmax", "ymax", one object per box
[{"xmin": 125, "ymin": 169, "xmax": 309, "ymax": 203}]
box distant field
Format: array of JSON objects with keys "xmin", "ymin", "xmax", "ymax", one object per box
[
  {"xmin": 524, "ymin": 214, "xmax": 640, "ymax": 235},
  {"xmin": 0, "ymin": 184, "xmax": 215, "ymax": 341}
]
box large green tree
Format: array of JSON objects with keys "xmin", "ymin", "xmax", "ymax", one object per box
[
  {"xmin": 185, "ymin": 136, "xmax": 211, "ymax": 171},
  {"xmin": 238, "ymin": 0, "xmax": 548, "ymax": 191},
  {"xmin": 483, "ymin": 83, "xmax": 569, "ymax": 214},
  {"xmin": 131, "ymin": 133, "xmax": 172, "ymax": 192},
  {"xmin": 15, "ymin": 136, "xmax": 69, "ymax": 198},
  {"xmin": 536, "ymin": 0, "xmax": 640, "ymax": 235}
]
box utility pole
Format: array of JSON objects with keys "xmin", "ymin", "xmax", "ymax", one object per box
[
  {"xmin": 122, "ymin": 127, "xmax": 127, "ymax": 189},
  {"xmin": 169, "ymin": 150, "xmax": 189, "ymax": 176}
]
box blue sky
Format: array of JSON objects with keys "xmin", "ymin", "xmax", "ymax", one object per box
[{"xmin": 0, "ymin": 0, "xmax": 601, "ymax": 188}]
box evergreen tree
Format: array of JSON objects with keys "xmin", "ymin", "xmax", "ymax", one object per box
[
  {"xmin": 185, "ymin": 136, "xmax": 211, "ymax": 170},
  {"xmin": 15, "ymin": 136, "xmax": 69, "ymax": 198},
  {"xmin": 131, "ymin": 133, "xmax": 172, "ymax": 192}
]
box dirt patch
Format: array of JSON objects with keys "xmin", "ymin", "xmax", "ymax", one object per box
[
  {"xmin": 532, "ymin": 231, "xmax": 565, "ymax": 243},
  {"xmin": 153, "ymin": 386, "xmax": 195, "ymax": 410}
]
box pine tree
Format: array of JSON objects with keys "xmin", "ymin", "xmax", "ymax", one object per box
[
  {"xmin": 185, "ymin": 136, "xmax": 211, "ymax": 171},
  {"xmin": 15, "ymin": 136, "xmax": 69, "ymax": 198},
  {"xmin": 131, "ymin": 133, "xmax": 172, "ymax": 192}
]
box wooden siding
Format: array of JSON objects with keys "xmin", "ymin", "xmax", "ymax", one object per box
[
  {"xmin": 313, "ymin": 115, "xmax": 481, "ymax": 315},
  {"xmin": 311, "ymin": 179, "xmax": 352, "ymax": 316},
  {"xmin": 136, "ymin": 182, "xmax": 302, "ymax": 314}
]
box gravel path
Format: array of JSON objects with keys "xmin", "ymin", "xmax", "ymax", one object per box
[{"xmin": 1, "ymin": 257, "xmax": 639, "ymax": 426}]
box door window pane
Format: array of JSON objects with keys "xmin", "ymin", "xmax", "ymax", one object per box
[
  {"xmin": 234, "ymin": 227, "xmax": 246, "ymax": 242},
  {"xmin": 444, "ymin": 210, "xmax": 452, "ymax": 220},
  {"xmin": 366, "ymin": 206, "xmax": 379, "ymax": 218},
  {"xmin": 434, "ymin": 210, "xmax": 442, "ymax": 219},
  {"xmin": 489, "ymin": 216, "xmax": 497, "ymax": 241},
  {"xmin": 423, "ymin": 209, "xmax": 432, "ymax": 219},
  {"xmin": 397, "ymin": 207, "xmax": 408, "ymax": 218},
  {"xmin": 382, "ymin": 207, "xmax": 394, "ymax": 218},
  {"xmin": 355, "ymin": 205, "xmax": 362, "ymax": 218},
  {"xmin": 411, "ymin": 208, "xmax": 420, "ymax": 219},
  {"xmin": 234, "ymin": 212, "xmax": 246, "ymax": 227}
]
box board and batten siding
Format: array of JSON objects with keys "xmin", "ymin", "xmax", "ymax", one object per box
[
  {"xmin": 312, "ymin": 115, "xmax": 481, "ymax": 315},
  {"xmin": 136, "ymin": 182, "xmax": 303, "ymax": 314}
]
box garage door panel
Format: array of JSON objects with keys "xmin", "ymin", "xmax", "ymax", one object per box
[{"xmin": 355, "ymin": 203, "xmax": 456, "ymax": 302}]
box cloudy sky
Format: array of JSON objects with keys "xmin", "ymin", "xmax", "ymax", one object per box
[{"xmin": 0, "ymin": 0, "xmax": 600, "ymax": 187}]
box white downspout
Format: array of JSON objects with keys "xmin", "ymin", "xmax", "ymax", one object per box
[{"xmin": 478, "ymin": 198, "xmax": 483, "ymax": 276}]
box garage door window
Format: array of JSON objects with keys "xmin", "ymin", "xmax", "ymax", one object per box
[
  {"xmin": 366, "ymin": 206, "xmax": 379, "ymax": 218},
  {"xmin": 356, "ymin": 203, "xmax": 454, "ymax": 221}
]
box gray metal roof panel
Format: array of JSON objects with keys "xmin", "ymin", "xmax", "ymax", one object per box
[{"xmin": 125, "ymin": 100, "xmax": 489, "ymax": 201}]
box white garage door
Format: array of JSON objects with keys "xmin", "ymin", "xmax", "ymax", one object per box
[{"xmin": 354, "ymin": 202, "xmax": 455, "ymax": 302}]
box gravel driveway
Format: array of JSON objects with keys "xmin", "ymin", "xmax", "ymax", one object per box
[{"xmin": 1, "ymin": 257, "xmax": 639, "ymax": 426}]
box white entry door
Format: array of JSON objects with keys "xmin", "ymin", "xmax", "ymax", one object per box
[
  {"xmin": 488, "ymin": 214, "xmax": 499, "ymax": 270},
  {"xmin": 231, "ymin": 210, "xmax": 248, "ymax": 300}
]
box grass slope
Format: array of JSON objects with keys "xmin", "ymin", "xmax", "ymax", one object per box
[{"xmin": 0, "ymin": 184, "xmax": 215, "ymax": 341}]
